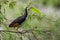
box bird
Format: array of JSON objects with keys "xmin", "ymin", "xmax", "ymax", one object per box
[{"xmin": 9, "ymin": 6, "xmax": 28, "ymax": 30}]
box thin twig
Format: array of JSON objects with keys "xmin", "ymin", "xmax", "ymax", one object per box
[
  {"xmin": 28, "ymin": 34, "xmax": 31, "ymax": 40},
  {"xmin": 31, "ymin": 32, "xmax": 39, "ymax": 40}
]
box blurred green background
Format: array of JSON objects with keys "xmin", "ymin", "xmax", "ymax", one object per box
[{"xmin": 0, "ymin": 0, "xmax": 60, "ymax": 40}]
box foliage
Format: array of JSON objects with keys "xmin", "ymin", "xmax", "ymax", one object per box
[
  {"xmin": 0, "ymin": 4, "xmax": 6, "ymax": 24},
  {"xmin": 0, "ymin": 0, "xmax": 60, "ymax": 40},
  {"xmin": 9, "ymin": 1, "xmax": 16, "ymax": 9}
]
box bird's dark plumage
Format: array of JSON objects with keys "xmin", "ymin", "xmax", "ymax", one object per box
[{"xmin": 9, "ymin": 7, "xmax": 28, "ymax": 27}]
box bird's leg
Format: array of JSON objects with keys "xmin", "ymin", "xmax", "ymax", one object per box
[
  {"xmin": 13, "ymin": 27, "xmax": 18, "ymax": 31},
  {"xmin": 15, "ymin": 26, "xmax": 20, "ymax": 31},
  {"xmin": 15, "ymin": 27, "xmax": 18, "ymax": 31}
]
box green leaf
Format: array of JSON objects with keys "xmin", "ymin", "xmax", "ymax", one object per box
[
  {"xmin": 3, "ymin": 0, "xmax": 9, "ymax": 4},
  {"xmin": 9, "ymin": 1, "xmax": 16, "ymax": 8},
  {"xmin": 31, "ymin": 7, "xmax": 43, "ymax": 16},
  {"xmin": 0, "ymin": 4, "xmax": 1, "ymax": 9}
]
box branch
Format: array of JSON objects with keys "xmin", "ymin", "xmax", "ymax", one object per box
[
  {"xmin": 0, "ymin": 29, "xmax": 51, "ymax": 34},
  {"xmin": 0, "ymin": 29, "xmax": 34, "ymax": 34}
]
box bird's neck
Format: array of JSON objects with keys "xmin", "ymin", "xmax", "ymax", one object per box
[{"xmin": 23, "ymin": 7, "xmax": 28, "ymax": 17}]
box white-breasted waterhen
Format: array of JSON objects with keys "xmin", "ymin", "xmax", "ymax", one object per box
[{"xmin": 9, "ymin": 6, "xmax": 29, "ymax": 30}]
